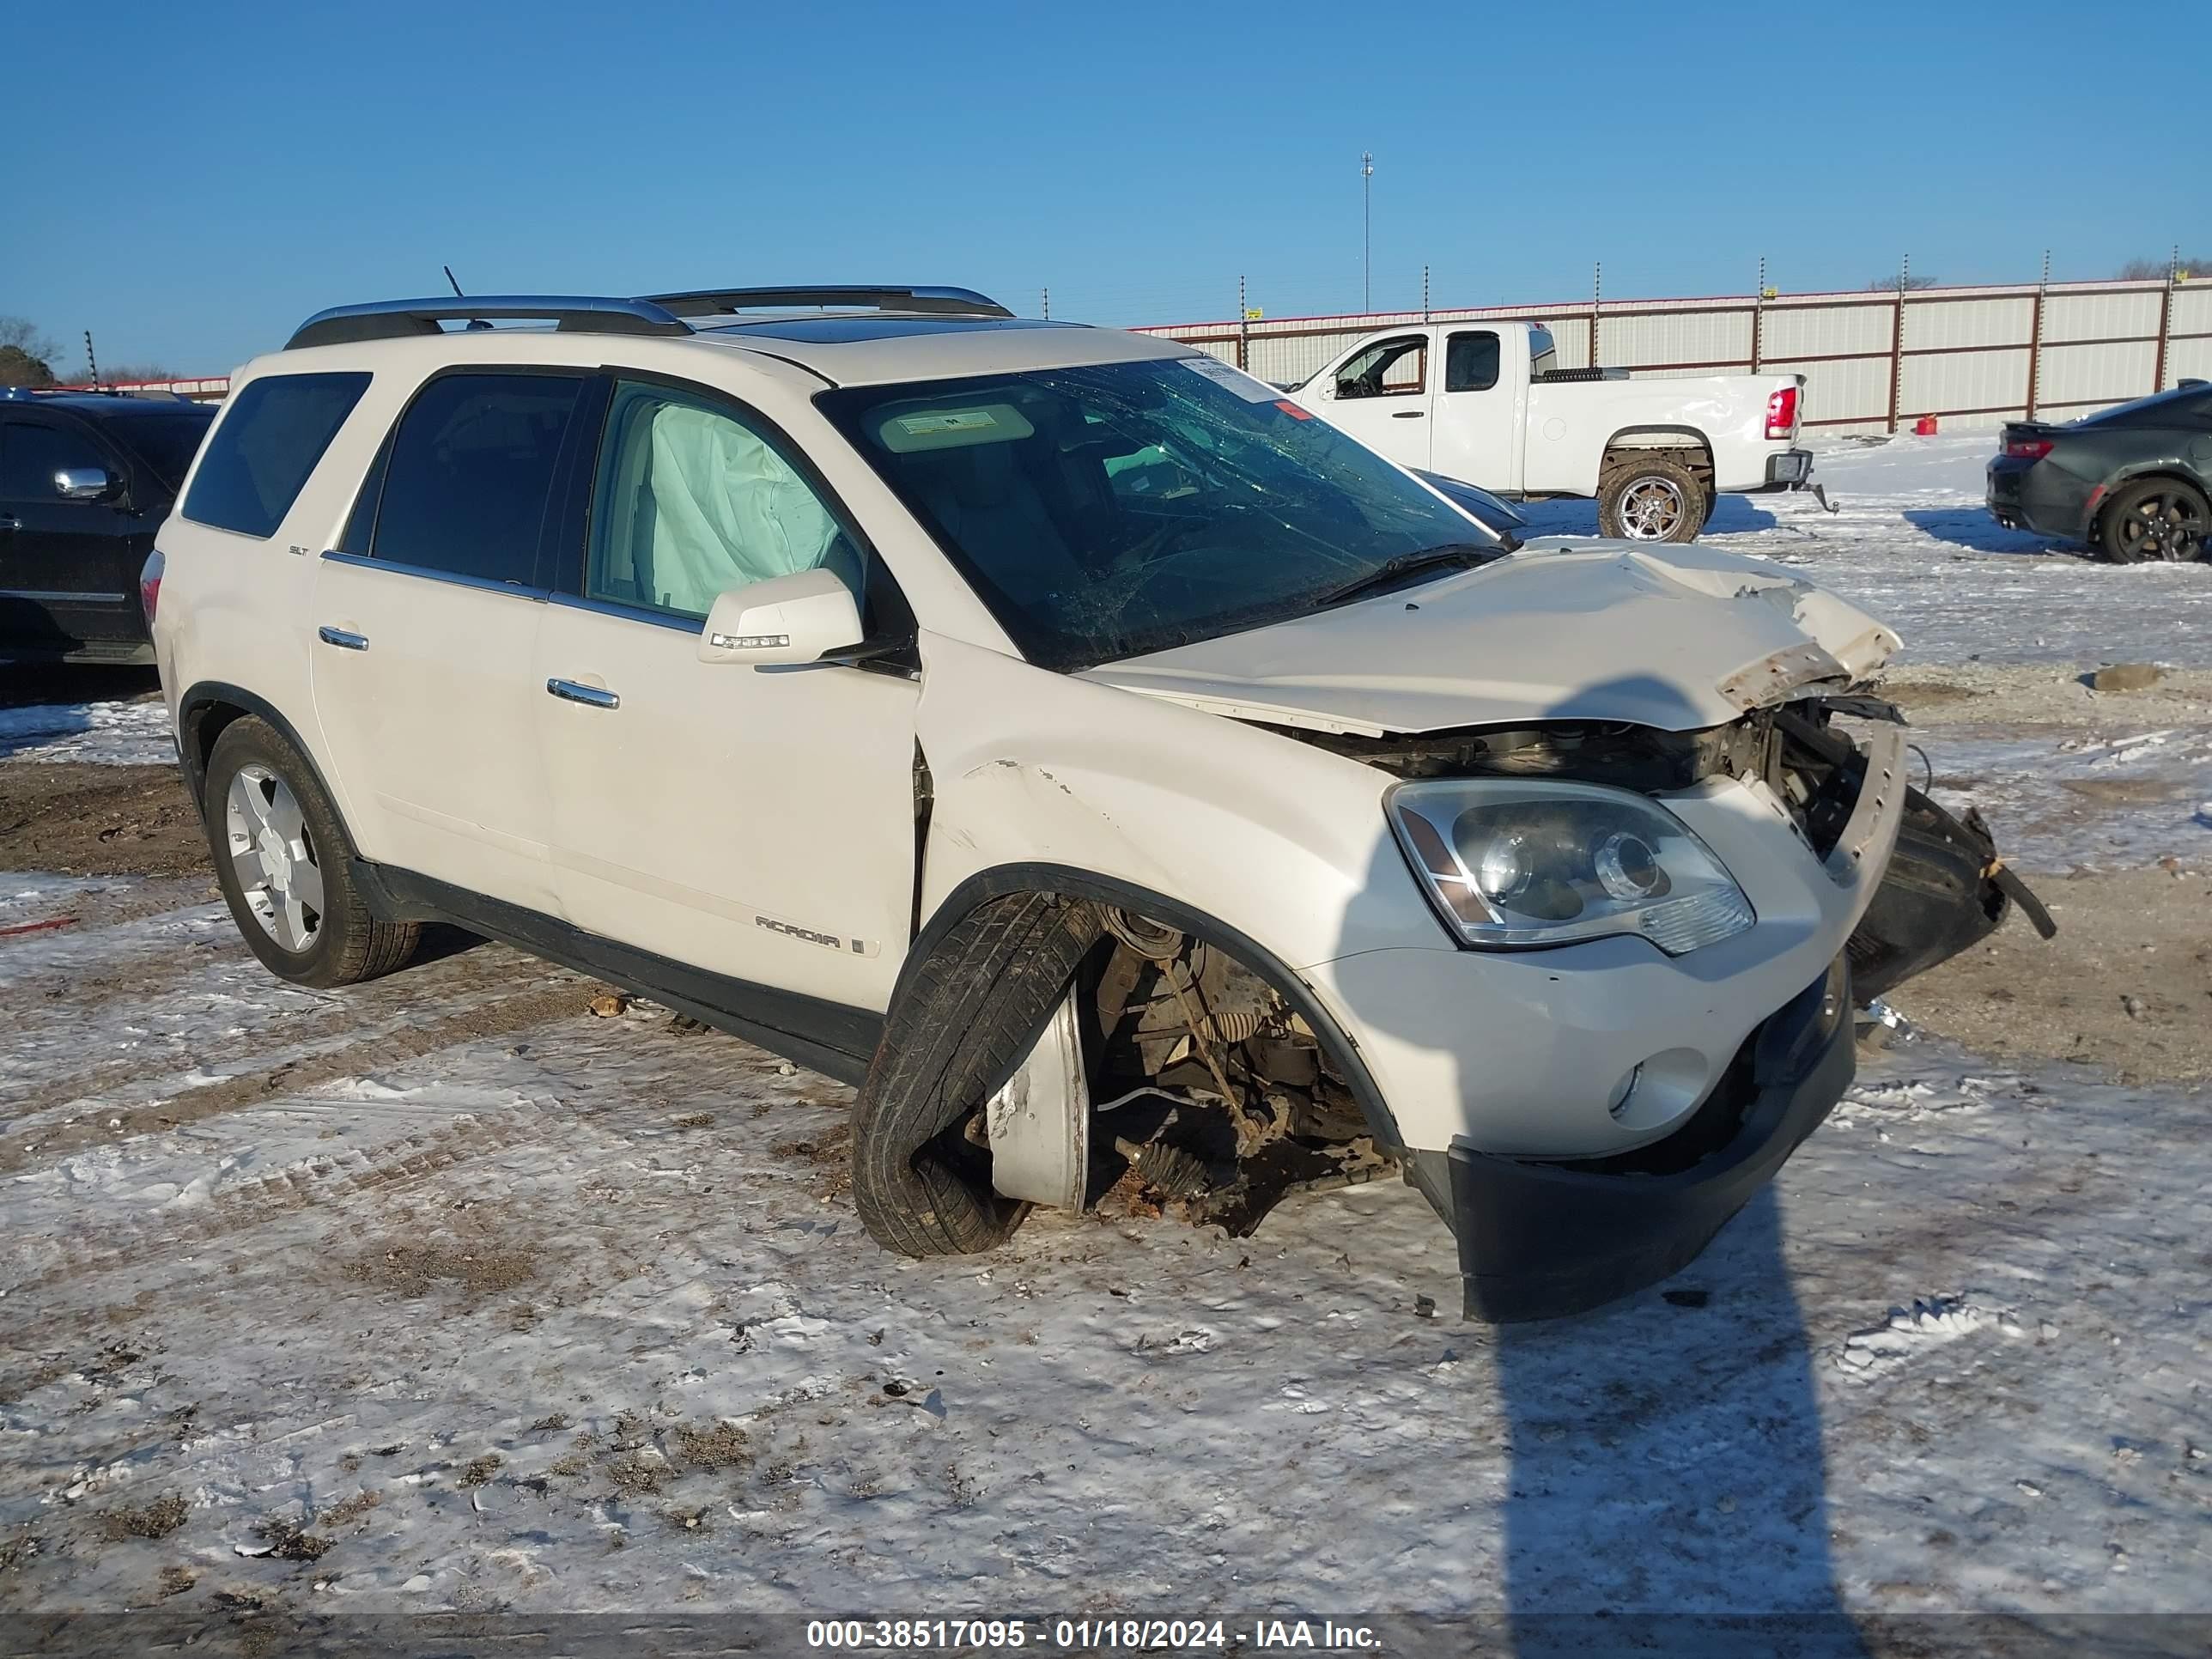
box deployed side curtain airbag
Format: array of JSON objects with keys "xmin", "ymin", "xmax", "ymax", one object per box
[{"xmin": 639, "ymin": 402, "xmax": 839, "ymax": 615}]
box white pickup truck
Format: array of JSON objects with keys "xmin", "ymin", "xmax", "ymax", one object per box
[{"xmin": 1287, "ymin": 319, "xmax": 1814, "ymax": 542}]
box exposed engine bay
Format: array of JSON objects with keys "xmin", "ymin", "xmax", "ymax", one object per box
[{"xmin": 997, "ymin": 908, "xmax": 1397, "ymax": 1231}]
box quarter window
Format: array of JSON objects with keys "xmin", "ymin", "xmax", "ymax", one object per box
[
  {"xmin": 369, "ymin": 373, "xmax": 586, "ymax": 586},
  {"xmin": 181, "ymin": 372, "xmax": 369, "ymax": 538},
  {"xmin": 586, "ymin": 382, "xmax": 856, "ymax": 618},
  {"xmin": 1334, "ymin": 337, "xmax": 1427, "ymax": 401},
  {"xmin": 1445, "ymin": 332, "xmax": 1501, "ymax": 393},
  {"xmin": 0, "ymin": 422, "xmax": 107, "ymax": 499}
]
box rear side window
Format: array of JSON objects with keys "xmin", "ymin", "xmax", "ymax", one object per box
[
  {"xmin": 368, "ymin": 372, "xmax": 586, "ymax": 586},
  {"xmin": 182, "ymin": 372, "xmax": 369, "ymax": 538},
  {"xmin": 1445, "ymin": 331, "xmax": 1500, "ymax": 393},
  {"xmin": 105, "ymin": 410, "xmax": 216, "ymax": 495}
]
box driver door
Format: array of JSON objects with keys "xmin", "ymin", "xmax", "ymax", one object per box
[{"xmin": 1310, "ymin": 333, "xmax": 1434, "ymax": 468}]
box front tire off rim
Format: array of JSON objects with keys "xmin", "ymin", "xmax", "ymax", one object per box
[
  {"xmin": 2116, "ymin": 489, "xmax": 2206, "ymax": 562},
  {"xmin": 225, "ymin": 764, "xmax": 324, "ymax": 952},
  {"xmin": 1619, "ymin": 476, "xmax": 1687, "ymax": 539}
]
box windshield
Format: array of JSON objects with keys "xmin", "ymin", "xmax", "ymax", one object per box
[
  {"xmin": 105, "ymin": 409, "xmax": 216, "ymax": 494},
  {"xmin": 817, "ymin": 356, "xmax": 1498, "ymax": 671}
]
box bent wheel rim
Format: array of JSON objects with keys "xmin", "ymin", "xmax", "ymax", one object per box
[
  {"xmin": 1619, "ymin": 477, "xmax": 1687, "ymax": 539},
  {"xmin": 224, "ymin": 764, "xmax": 325, "ymax": 952}
]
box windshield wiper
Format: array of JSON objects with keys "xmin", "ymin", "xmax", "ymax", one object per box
[{"xmin": 1315, "ymin": 544, "xmax": 1495, "ymax": 608}]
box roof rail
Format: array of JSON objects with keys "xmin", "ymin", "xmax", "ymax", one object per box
[
  {"xmin": 647, "ymin": 285, "xmax": 1013, "ymax": 320},
  {"xmin": 285, "ymin": 295, "xmax": 692, "ymax": 351}
]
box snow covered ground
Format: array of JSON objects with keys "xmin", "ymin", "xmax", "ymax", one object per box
[
  {"xmin": 0, "ymin": 892, "xmax": 2207, "ymax": 1631},
  {"xmin": 0, "ymin": 695, "xmax": 173, "ymax": 766},
  {"xmin": 1, "ymin": 435, "xmax": 2209, "ymax": 1644}
]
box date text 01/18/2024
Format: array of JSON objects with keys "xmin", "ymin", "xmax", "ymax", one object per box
[{"xmin": 805, "ymin": 1619, "xmax": 1383, "ymax": 1650}]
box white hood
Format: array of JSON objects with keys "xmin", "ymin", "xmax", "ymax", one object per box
[{"xmin": 1083, "ymin": 539, "xmax": 1900, "ymax": 738}]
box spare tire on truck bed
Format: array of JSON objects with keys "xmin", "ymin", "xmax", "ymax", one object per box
[{"xmin": 851, "ymin": 891, "xmax": 1106, "ymax": 1258}]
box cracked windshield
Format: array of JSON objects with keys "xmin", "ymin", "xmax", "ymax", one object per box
[{"xmin": 820, "ymin": 355, "xmax": 1498, "ymax": 669}]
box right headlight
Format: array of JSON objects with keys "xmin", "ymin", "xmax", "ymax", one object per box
[{"xmin": 1386, "ymin": 778, "xmax": 1755, "ymax": 955}]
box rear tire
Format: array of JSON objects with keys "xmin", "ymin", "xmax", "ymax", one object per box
[
  {"xmin": 851, "ymin": 892, "xmax": 1105, "ymax": 1259},
  {"xmin": 1598, "ymin": 453, "xmax": 1705, "ymax": 543},
  {"xmin": 204, "ymin": 717, "xmax": 419, "ymax": 988},
  {"xmin": 2095, "ymin": 477, "xmax": 2209, "ymax": 563}
]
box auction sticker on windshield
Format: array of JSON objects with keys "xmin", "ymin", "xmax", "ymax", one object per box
[{"xmin": 1179, "ymin": 356, "xmax": 1279, "ymax": 402}]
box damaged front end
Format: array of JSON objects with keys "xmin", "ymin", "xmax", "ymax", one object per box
[
  {"xmin": 1272, "ymin": 691, "xmax": 2054, "ymax": 1004},
  {"xmin": 1267, "ymin": 690, "xmax": 2057, "ymax": 1320}
]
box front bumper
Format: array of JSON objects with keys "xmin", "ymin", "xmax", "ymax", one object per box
[
  {"xmin": 1987, "ymin": 454, "xmax": 2095, "ymax": 539},
  {"xmin": 1443, "ymin": 954, "xmax": 1852, "ymax": 1320}
]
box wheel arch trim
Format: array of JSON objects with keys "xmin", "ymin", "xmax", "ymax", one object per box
[
  {"xmin": 2087, "ymin": 466, "xmax": 2212, "ymax": 544},
  {"xmin": 1601, "ymin": 425, "xmax": 1716, "ymax": 464},
  {"xmin": 904, "ymin": 862, "xmax": 1406, "ymax": 1153},
  {"xmin": 174, "ymin": 682, "xmax": 344, "ymax": 831}
]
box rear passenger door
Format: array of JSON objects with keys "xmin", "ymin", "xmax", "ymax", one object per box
[
  {"xmin": 532, "ymin": 376, "xmax": 919, "ymax": 1022},
  {"xmin": 310, "ymin": 369, "xmax": 593, "ymax": 916},
  {"xmin": 1429, "ymin": 329, "xmax": 1522, "ymax": 491}
]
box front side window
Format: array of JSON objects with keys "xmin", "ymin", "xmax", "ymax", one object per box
[
  {"xmin": 817, "ymin": 356, "xmax": 1498, "ymax": 672},
  {"xmin": 1445, "ymin": 332, "xmax": 1501, "ymax": 393},
  {"xmin": 0, "ymin": 421, "xmax": 106, "ymax": 500},
  {"xmin": 368, "ymin": 372, "xmax": 586, "ymax": 586},
  {"xmin": 182, "ymin": 372, "xmax": 368, "ymax": 538},
  {"xmin": 587, "ymin": 382, "xmax": 854, "ymax": 617},
  {"xmin": 1334, "ymin": 336, "xmax": 1427, "ymax": 400}
]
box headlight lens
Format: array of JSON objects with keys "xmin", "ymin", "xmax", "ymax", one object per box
[{"xmin": 1387, "ymin": 779, "xmax": 1755, "ymax": 954}]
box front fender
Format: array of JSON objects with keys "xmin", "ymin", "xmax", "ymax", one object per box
[{"xmin": 912, "ymin": 632, "xmax": 1446, "ymax": 979}]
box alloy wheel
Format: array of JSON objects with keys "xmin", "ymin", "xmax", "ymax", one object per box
[
  {"xmin": 2117, "ymin": 489, "xmax": 2207, "ymax": 562},
  {"xmin": 1619, "ymin": 477, "xmax": 1688, "ymax": 540},
  {"xmin": 225, "ymin": 765, "xmax": 324, "ymax": 952}
]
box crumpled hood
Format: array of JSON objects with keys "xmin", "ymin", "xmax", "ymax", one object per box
[{"xmin": 1083, "ymin": 538, "xmax": 1901, "ymax": 737}]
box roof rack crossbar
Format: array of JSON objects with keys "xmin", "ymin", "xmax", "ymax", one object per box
[
  {"xmin": 647, "ymin": 285, "xmax": 1014, "ymax": 319},
  {"xmin": 285, "ymin": 296, "xmax": 693, "ymax": 351}
]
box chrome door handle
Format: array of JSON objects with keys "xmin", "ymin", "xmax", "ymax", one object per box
[
  {"xmin": 317, "ymin": 625, "xmax": 369, "ymax": 651},
  {"xmin": 1391, "ymin": 410, "xmax": 1426, "ymax": 419},
  {"xmin": 546, "ymin": 678, "xmax": 618, "ymax": 710},
  {"xmin": 0, "ymin": 514, "xmax": 19, "ymax": 532}
]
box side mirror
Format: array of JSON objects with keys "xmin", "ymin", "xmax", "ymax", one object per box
[
  {"xmin": 697, "ymin": 567, "xmax": 864, "ymax": 666},
  {"xmin": 54, "ymin": 466, "xmax": 114, "ymax": 501}
]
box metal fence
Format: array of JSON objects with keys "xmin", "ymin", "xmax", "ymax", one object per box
[{"xmin": 1134, "ymin": 275, "xmax": 2212, "ymax": 435}]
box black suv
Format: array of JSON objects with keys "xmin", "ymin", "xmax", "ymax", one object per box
[{"xmin": 0, "ymin": 391, "xmax": 216, "ymax": 663}]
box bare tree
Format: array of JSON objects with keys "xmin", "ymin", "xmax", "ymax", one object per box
[
  {"xmin": 2115, "ymin": 255, "xmax": 2209, "ymax": 281},
  {"xmin": 95, "ymin": 362, "xmax": 185, "ymax": 385},
  {"xmin": 0, "ymin": 316, "xmax": 62, "ymax": 386},
  {"xmin": 1866, "ymin": 274, "xmax": 1939, "ymax": 292}
]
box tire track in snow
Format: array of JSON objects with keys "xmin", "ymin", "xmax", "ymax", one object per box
[{"xmin": 0, "ymin": 978, "xmax": 602, "ymax": 1176}]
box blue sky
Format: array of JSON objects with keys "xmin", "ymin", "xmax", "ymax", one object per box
[{"xmin": 9, "ymin": 0, "xmax": 2206, "ymax": 376}]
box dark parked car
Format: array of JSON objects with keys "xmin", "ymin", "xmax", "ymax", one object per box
[
  {"xmin": 0, "ymin": 390, "xmax": 216, "ymax": 663},
  {"xmin": 1987, "ymin": 380, "xmax": 2212, "ymax": 562}
]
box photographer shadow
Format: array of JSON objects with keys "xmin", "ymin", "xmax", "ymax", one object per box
[{"xmin": 1321, "ymin": 673, "xmax": 1866, "ymax": 1654}]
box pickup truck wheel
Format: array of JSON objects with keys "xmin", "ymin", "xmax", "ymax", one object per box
[
  {"xmin": 851, "ymin": 892, "xmax": 1106, "ymax": 1258},
  {"xmin": 1598, "ymin": 454, "xmax": 1704, "ymax": 543},
  {"xmin": 2096, "ymin": 478, "xmax": 2209, "ymax": 563},
  {"xmin": 204, "ymin": 717, "xmax": 420, "ymax": 988}
]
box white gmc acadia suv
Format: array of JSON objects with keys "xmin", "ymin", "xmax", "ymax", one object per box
[{"xmin": 149, "ymin": 286, "xmax": 2045, "ymax": 1320}]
